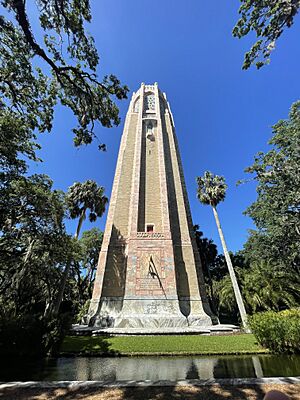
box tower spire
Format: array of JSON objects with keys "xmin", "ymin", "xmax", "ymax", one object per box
[{"xmin": 87, "ymin": 83, "xmax": 215, "ymax": 329}]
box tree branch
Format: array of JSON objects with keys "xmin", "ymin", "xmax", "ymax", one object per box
[{"xmin": 11, "ymin": 0, "xmax": 114, "ymax": 96}]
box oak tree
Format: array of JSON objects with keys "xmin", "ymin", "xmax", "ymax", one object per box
[
  {"xmin": 0, "ymin": 0, "xmax": 129, "ymax": 151},
  {"xmin": 243, "ymin": 101, "xmax": 300, "ymax": 272},
  {"xmin": 233, "ymin": 0, "xmax": 300, "ymax": 69}
]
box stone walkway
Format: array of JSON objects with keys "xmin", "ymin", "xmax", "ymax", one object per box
[{"xmin": 1, "ymin": 379, "xmax": 300, "ymax": 400}]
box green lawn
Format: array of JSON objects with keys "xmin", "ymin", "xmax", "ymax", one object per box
[{"xmin": 60, "ymin": 334, "xmax": 267, "ymax": 356}]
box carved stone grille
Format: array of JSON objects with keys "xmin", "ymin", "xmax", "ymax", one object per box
[{"xmin": 144, "ymin": 94, "xmax": 155, "ymax": 112}]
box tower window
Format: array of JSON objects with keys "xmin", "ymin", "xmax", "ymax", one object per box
[{"xmin": 146, "ymin": 224, "xmax": 154, "ymax": 233}]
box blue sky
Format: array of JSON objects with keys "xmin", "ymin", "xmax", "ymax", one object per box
[{"xmin": 29, "ymin": 0, "xmax": 300, "ymax": 253}]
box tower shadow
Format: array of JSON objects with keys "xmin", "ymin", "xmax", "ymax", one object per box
[
  {"xmin": 90, "ymin": 225, "xmax": 127, "ymax": 327},
  {"xmin": 161, "ymin": 111, "xmax": 191, "ymax": 317}
]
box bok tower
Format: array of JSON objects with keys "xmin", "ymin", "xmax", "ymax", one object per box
[{"xmin": 88, "ymin": 83, "xmax": 214, "ymax": 328}]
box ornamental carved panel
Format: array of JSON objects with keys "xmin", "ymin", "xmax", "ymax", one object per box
[{"xmin": 135, "ymin": 250, "xmax": 166, "ymax": 295}]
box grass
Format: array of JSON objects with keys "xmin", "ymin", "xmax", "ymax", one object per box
[{"xmin": 60, "ymin": 334, "xmax": 268, "ymax": 356}]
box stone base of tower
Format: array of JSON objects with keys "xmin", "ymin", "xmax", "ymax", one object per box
[{"xmin": 86, "ymin": 296, "xmax": 214, "ymax": 329}]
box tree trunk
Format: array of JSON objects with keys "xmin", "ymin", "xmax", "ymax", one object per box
[
  {"xmin": 51, "ymin": 209, "xmax": 86, "ymax": 316},
  {"xmin": 205, "ymin": 262, "xmax": 217, "ymax": 315},
  {"xmin": 15, "ymin": 238, "xmax": 35, "ymax": 291},
  {"xmin": 74, "ymin": 209, "xmax": 86, "ymax": 240},
  {"xmin": 212, "ymin": 205, "xmax": 249, "ymax": 331}
]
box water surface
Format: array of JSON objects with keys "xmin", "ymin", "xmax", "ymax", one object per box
[{"xmin": 1, "ymin": 354, "xmax": 299, "ymax": 382}]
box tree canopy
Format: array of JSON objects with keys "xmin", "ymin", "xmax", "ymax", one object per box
[
  {"xmin": 67, "ymin": 180, "xmax": 108, "ymax": 226},
  {"xmin": 0, "ymin": 174, "xmax": 74, "ymax": 316},
  {"xmin": 0, "ymin": 171, "xmax": 105, "ymax": 355},
  {"xmin": 73, "ymin": 228, "xmax": 103, "ymax": 312},
  {"xmin": 233, "ymin": 0, "xmax": 300, "ymax": 69},
  {"xmin": 243, "ymin": 101, "xmax": 300, "ymax": 272},
  {"xmin": 196, "ymin": 171, "xmax": 227, "ymax": 207},
  {"xmin": 0, "ymin": 0, "xmax": 129, "ymax": 150},
  {"xmin": 0, "ymin": 1, "xmax": 114, "ymax": 356}
]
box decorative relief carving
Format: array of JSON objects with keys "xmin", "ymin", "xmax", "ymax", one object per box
[
  {"xmin": 146, "ymin": 121, "xmax": 153, "ymax": 134},
  {"xmin": 136, "ymin": 251, "xmax": 163, "ymax": 293},
  {"xmin": 145, "ymin": 303, "xmax": 158, "ymax": 313},
  {"xmin": 137, "ymin": 232, "xmax": 164, "ymax": 238},
  {"xmin": 146, "ymin": 121, "xmax": 155, "ymax": 142}
]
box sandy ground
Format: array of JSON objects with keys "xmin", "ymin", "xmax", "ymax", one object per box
[{"xmin": 0, "ymin": 384, "xmax": 299, "ymax": 400}]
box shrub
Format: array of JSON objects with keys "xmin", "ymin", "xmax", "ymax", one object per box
[
  {"xmin": 76, "ymin": 299, "xmax": 90, "ymax": 324},
  {"xmin": 0, "ymin": 312, "xmax": 72, "ymax": 358},
  {"xmin": 249, "ymin": 309, "xmax": 300, "ymax": 353},
  {"xmin": 42, "ymin": 313, "xmax": 73, "ymax": 356}
]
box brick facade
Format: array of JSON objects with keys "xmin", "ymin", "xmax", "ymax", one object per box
[{"xmin": 88, "ymin": 83, "xmax": 214, "ymax": 328}]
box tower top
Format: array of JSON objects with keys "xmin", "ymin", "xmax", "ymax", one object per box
[{"xmin": 131, "ymin": 82, "xmax": 167, "ymax": 104}]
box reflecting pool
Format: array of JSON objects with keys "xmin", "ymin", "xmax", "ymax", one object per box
[{"xmin": 1, "ymin": 354, "xmax": 300, "ymax": 382}]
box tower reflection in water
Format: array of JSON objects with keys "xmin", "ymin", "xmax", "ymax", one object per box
[
  {"xmin": 2, "ymin": 355, "xmax": 300, "ymax": 381},
  {"xmin": 52, "ymin": 355, "xmax": 282, "ymax": 381}
]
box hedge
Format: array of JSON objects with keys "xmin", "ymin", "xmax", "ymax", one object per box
[{"xmin": 249, "ymin": 309, "xmax": 300, "ymax": 354}]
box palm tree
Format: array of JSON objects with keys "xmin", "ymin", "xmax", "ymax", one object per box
[
  {"xmin": 213, "ymin": 274, "xmax": 238, "ymax": 315},
  {"xmin": 242, "ymin": 260, "xmax": 300, "ymax": 313},
  {"xmin": 196, "ymin": 171, "xmax": 249, "ymax": 330},
  {"xmin": 52, "ymin": 180, "xmax": 108, "ymax": 315}
]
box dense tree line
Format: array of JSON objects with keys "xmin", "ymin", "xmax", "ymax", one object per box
[
  {"xmin": 0, "ymin": 155, "xmax": 105, "ymax": 356},
  {"xmin": 0, "ymin": 0, "xmax": 116, "ymax": 357},
  {"xmin": 0, "ymin": 154, "xmax": 106, "ymax": 356}
]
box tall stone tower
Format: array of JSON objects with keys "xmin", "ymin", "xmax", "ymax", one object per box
[{"xmin": 88, "ymin": 83, "xmax": 214, "ymax": 328}]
